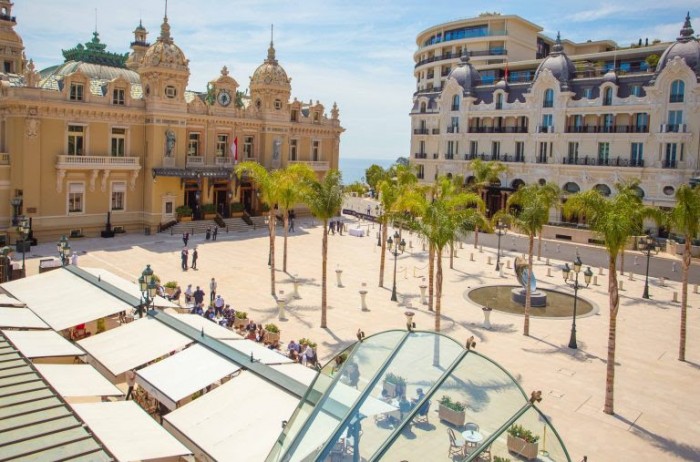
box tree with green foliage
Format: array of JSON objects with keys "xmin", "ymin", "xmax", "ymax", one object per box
[
  {"xmin": 275, "ymin": 164, "xmax": 316, "ymax": 273},
  {"xmin": 668, "ymin": 184, "xmax": 700, "ymax": 361},
  {"xmin": 563, "ymin": 180, "xmax": 660, "ymax": 415},
  {"xmin": 365, "ymin": 164, "xmax": 393, "ymax": 193},
  {"xmin": 303, "ymin": 170, "xmax": 344, "ymax": 328},
  {"xmin": 467, "ymin": 158, "xmax": 507, "ymax": 248}
]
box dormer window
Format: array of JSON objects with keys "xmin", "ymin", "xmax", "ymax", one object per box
[
  {"xmin": 543, "ymin": 89, "xmax": 554, "ymax": 108},
  {"xmin": 313, "ymin": 112, "xmax": 320, "ymax": 123},
  {"xmin": 112, "ymin": 88, "xmax": 125, "ymax": 105},
  {"xmin": 670, "ymin": 80, "xmax": 684, "ymax": 103},
  {"xmin": 451, "ymin": 95, "xmax": 460, "ymax": 111},
  {"xmin": 164, "ymin": 85, "xmax": 177, "ymax": 99},
  {"xmin": 70, "ymin": 83, "xmax": 84, "ymax": 101},
  {"xmin": 603, "ymin": 87, "xmax": 613, "ymax": 106},
  {"xmin": 496, "ymin": 93, "xmax": 503, "ymax": 110},
  {"xmin": 291, "ymin": 109, "xmax": 298, "ymax": 122},
  {"xmin": 274, "ymin": 99, "xmax": 282, "ymax": 110}
]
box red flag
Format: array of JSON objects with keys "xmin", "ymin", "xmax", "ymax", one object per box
[
  {"xmin": 504, "ymin": 60, "xmax": 509, "ymax": 82},
  {"xmin": 231, "ymin": 136, "xmax": 238, "ymax": 163}
]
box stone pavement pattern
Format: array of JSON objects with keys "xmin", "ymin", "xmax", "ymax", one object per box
[{"xmin": 18, "ymin": 214, "xmax": 700, "ymax": 462}]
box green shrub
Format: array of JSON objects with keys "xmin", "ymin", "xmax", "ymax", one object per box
[
  {"xmin": 299, "ymin": 338, "xmax": 317, "ymax": 348},
  {"xmin": 176, "ymin": 205, "xmax": 192, "ymax": 217},
  {"xmin": 384, "ymin": 372, "xmax": 406, "ymax": 387},
  {"xmin": 230, "ymin": 202, "xmax": 245, "ymax": 213},
  {"xmin": 201, "ymin": 203, "xmax": 216, "ymax": 213},
  {"xmin": 164, "ymin": 281, "xmax": 178, "ymax": 289},
  {"xmin": 235, "ymin": 311, "xmax": 248, "ymax": 319},
  {"xmin": 645, "ymin": 54, "xmax": 660, "ymax": 69},
  {"xmin": 507, "ymin": 424, "xmax": 540, "ymax": 444},
  {"xmin": 264, "ymin": 323, "xmax": 280, "ymax": 333},
  {"xmin": 438, "ymin": 395, "xmax": 466, "ymax": 412}
]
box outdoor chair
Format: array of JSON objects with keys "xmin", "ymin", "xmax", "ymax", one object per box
[
  {"xmin": 464, "ymin": 422, "xmax": 480, "ymax": 432},
  {"xmin": 447, "ymin": 428, "xmax": 465, "ymax": 458},
  {"xmin": 413, "ymin": 400, "xmax": 431, "ymax": 424}
]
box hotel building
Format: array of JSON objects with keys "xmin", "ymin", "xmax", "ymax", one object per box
[{"xmin": 410, "ymin": 13, "xmax": 699, "ymax": 227}]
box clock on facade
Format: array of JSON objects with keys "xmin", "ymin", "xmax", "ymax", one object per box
[{"xmin": 217, "ymin": 90, "xmax": 231, "ymax": 107}]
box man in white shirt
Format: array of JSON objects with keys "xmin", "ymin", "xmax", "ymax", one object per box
[{"xmin": 214, "ymin": 294, "xmax": 225, "ymax": 317}]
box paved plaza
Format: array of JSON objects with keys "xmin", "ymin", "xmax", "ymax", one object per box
[{"xmin": 17, "ymin": 206, "xmax": 700, "ymax": 462}]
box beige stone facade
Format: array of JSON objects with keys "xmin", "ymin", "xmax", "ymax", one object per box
[
  {"xmin": 410, "ymin": 13, "xmax": 699, "ymax": 232},
  {"xmin": 0, "ymin": 3, "xmax": 343, "ymax": 241}
]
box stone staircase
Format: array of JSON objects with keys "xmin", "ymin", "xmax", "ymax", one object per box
[{"xmin": 166, "ymin": 219, "xmax": 219, "ymax": 237}]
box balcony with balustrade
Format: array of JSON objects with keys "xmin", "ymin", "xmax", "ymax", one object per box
[
  {"xmin": 560, "ymin": 156, "xmax": 644, "ymax": 167},
  {"xmin": 56, "ymin": 154, "xmax": 140, "ymax": 170},
  {"xmin": 288, "ymin": 160, "xmax": 330, "ymax": 171}
]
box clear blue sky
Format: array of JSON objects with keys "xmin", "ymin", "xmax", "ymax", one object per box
[{"xmin": 15, "ymin": 1, "xmax": 697, "ymax": 160}]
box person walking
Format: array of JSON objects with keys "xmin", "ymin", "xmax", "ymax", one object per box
[
  {"xmin": 181, "ymin": 247, "xmax": 189, "ymax": 271},
  {"xmin": 193, "ymin": 286, "xmax": 205, "ymax": 306},
  {"xmin": 125, "ymin": 369, "xmax": 136, "ymax": 400},
  {"xmin": 183, "ymin": 232, "xmax": 189, "ymax": 246},
  {"xmin": 212, "ymin": 226, "xmax": 218, "ymax": 241},
  {"xmin": 205, "ymin": 228, "xmax": 211, "ymax": 241},
  {"xmin": 288, "ymin": 210, "xmax": 295, "ymax": 232},
  {"xmin": 191, "ymin": 248, "xmax": 198, "ymax": 270},
  {"xmin": 209, "ymin": 277, "xmax": 217, "ymax": 302}
]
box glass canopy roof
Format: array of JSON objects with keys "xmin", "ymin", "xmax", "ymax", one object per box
[{"xmin": 266, "ymin": 330, "xmax": 570, "ymax": 462}]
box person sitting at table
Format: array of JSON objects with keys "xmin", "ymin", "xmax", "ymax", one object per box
[
  {"xmin": 246, "ymin": 319, "xmax": 257, "ymax": 332},
  {"xmin": 204, "ymin": 306, "xmax": 216, "ymax": 321},
  {"xmin": 412, "ymin": 388, "xmax": 425, "ymax": 406},
  {"xmin": 287, "ymin": 340, "xmax": 301, "ymax": 356},
  {"xmin": 167, "ymin": 285, "xmax": 181, "ymax": 303},
  {"xmin": 288, "ymin": 348, "xmax": 299, "ymax": 362},
  {"xmin": 255, "ymin": 325, "xmax": 265, "ymax": 342},
  {"xmin": 184, "ymin": 284, "xmax": 193, "ymax": 304},
  {"xmin": 245, "ymin": 329, "xmax": 257, "ymax": 341},
  {"xmin": 398, "ymin": 395, "xmax": 412, "ymax": 419}
]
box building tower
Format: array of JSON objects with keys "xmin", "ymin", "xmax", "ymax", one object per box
[
  {"xmin": 126, "ymin": 20, "xmax": 150, "ymax": 71},
  {"xmin": 0, "ymin": 0, "xmax": 24, "ymax": 75}
]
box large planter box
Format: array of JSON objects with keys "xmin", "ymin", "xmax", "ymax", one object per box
[
  {"xmin": 383, "ymin": 381, "xmax": 397, "ymax": 398},
  {"xmin": 234, "ymin": 317, "xmax": 248, "ymax": 329},
  {"xmin": 204, "ymin": 213, "xmax": 217, "ymax": 220},
  {"xmin": 438, "ymin": 404, "xmax": 466, "ymax": 427},
  {"xmin": 179, "ymin": 216, "xmax": 193, "ymax": 222},
  {"xmin": 231, "ymin": 212, "xmax": 244, "ymax": 218},
  {"xmin": 507, "ymin": 434, "xmax": 539, "ymax": 460},
  {"xmin": 265, "ymin": 331, "xmax": 280, "ymax": 343}
]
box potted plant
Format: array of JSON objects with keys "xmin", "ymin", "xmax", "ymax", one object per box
[
  {"xmin": 233, "ymin": 310, "xmax": 248, "ymax": 329},
  {"xmin": 645, "ymin": 54, "xmax": 660, "ymax": 71},
  {"xmin": 264, "ymin": 323, "xmax": 281, "ymax": 343},
  {"xmin": 438, "ymin": 395, "xmax": 467, "ymax": 427},
  {"xmin": 493, "ymin": 457, "xmax": 511, "ymax": 462},
  {"xmin": 163, "ymin": 281, "xmax": 178, "ymax": 296},
  {"xmin": 230, "ymin": 202, "xmax": 245, "ymax": 217},
  {"xmin": 383, "ymin": 372, "xmax": 406, "ymax": 398},
  {"xmin": 202, "ymin": 203, "xmax": 217, "ymax": 219},
  {"xmin": 299, "ymin": 338, "xmax": 317, "ymax": 349},
  {"xmin": 507, "ymin": 424, "xmax": 540, "ymax": 460},
  {"xmin": 176, "ymin": 205, "xmax": 193, "ymax": 222}
]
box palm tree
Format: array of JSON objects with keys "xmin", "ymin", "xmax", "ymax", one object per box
[
  {"xmin": 563, "ymin": 180, "xmax": 657, "ymax": 415},
  {"xmin": 377, "ymin": 165, "xmax": 418, "ymax": 288},
  {"xmin": 420, "ymin": 176, "xmax": 482, "ymax": 331},
  {"xmin": 303, "ymin": 170, "xmax": 344, "ymax": 328},
  {"xmin": 536, "ymin": 183, "xmax": 560, "ymax": 260},
  {"xmin": 235, "ymin": 161, "xmax": 279, "ymax": 296},
  {"xmin": 275, "ymin": 164, "xmax": 316, "ymax": 273},
  {"xmin": 505, "ymin": 182, "xmax": 561, "ymax": 336},
  {"xmin": 467, "ymin": 158, "xmax": 507, "ymax": 248},
  {"xmin": 668, "ymin": 184, "xmax": 700, "ymax": 362}
]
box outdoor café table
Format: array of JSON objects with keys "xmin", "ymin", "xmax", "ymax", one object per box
[
  {"xmin": 461, "ymin": 429, "xmax": 483, "ymax": 451},
  {"xmin": 349, "ymin": 227, "xmax": 365, "ymax": 237}
]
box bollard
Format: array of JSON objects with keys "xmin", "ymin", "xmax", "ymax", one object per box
[
  {"xmin": 673, "ymin": 291, "xmax": 679, "ymax": 303},
  {"xmin": 547, "ymin": 267, "xmax": 552, "ymax": 277},
  {"xmin": 499, "ymin": 265, "xmax": 504, "ymax": 278},
  {"xmin": 422, "ymin": 242, "xmax": 426, "ymax": 252},
  {"xmin": 487, "ymin": 256, "xmax": 492, "ymax": 265},
  {"xmin": 359, "ymin": 283, "xmax": 369, "ymax": 311},
  {"xmin": 459, "ymin": 241, "xmax": 463, "ymax": 249},
  {"xmin": 409, "ymin": 240, "xmax": 413, "ymax": 249},
  {"xmin": 599, "ymin": 267, "xmax": 604, "ymax": 275},
  {"xmin": 482, "ymin": 307, "xmax": 493, "ymax": 330},
  {"xmin": 419, "ymin": 279, "xmax": 428, "ymax": 305},
  {"xmin": 619, "ymin": 280, "xmax": 624, "ymax": 291},
  {"xmin": 277, "ymin": 290, "xmax": 287, "ymax": 321},
  {"xmin": 634, "ymin": 256, "xmax": 639, "ymax": 266},
  {"xmin": 470, "ymin": 253, "xmax": 475, "ymax": 262},
  {"xmin": 292, "ymin": 275, "xmax": 301, "ymax": 299},
  {"xmin": 546, "ymin": 258, "xmax": 550, "ymax": 266},
  {"xmin": 479, "ymin": 245, "xmax": 483, "ymax": 253},
  {"xmin": 694, "ymin": 284, "xmax": 698, "ymax": 294},
  {"xmin": 454, "ymin": 249, "xmax": 458, "ymax": 258},
  {"xmin": 335, "ymin": 268, "xmax": 344, "ymax": 288},
  {"xmin": 522, "ymin": 253, "xmax": 526, "ymax": 260},
  {"xmin": 507, "ymin": 260, "xmax": 512, "ymax": 269},
  {"xmin": 628, "ymin": 272, "xmax": 634, "ymax": 281},
  {"xmin": 593, "ymin": 275, "xmax": 599, "ymax": 286},
  {"xmin": 661, "ymin": 277, "xmax": 666, "ymax": 287}
]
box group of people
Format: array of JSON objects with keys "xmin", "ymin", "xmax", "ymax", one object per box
[
  {"xmin": 328, "ymin": 217, "xmax": 345, "ymax": 235},
  {"xmin": 286, "ymin": 339, "xmax": 317, "ymax": 367},
  {"xmin": 180, "ymin": 247, "xmax": 198, "ymax": 270}
]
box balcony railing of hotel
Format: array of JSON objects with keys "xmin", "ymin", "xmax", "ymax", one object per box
[
  {"xmin": 660, "ymin": 124, "xmax": 688, "ymax": 133},
  {"xmin": 415, "ymin": 46, "xmax": 507, "ymax": 66},
  {"xmin": 446, "ymin": 126, "xmax": 458, "ymax": 133},
  {"xmin": 288, "ymin": 160, "xmax": 330, "ymax": 170},
  {"xmin": 561, "ymin": 156, "xmax": 644, "ymax": 167},
  {"xmin": 0, "ymin": 153, "xmax": 9, "ymax": 165},
  {"xmin": 468, "ymin": 126, "xmax": 528, "ymax": 134},
  {"xmin": 414, "ymin": 152, "xmax": 427, "ymax": 159},
  {"xmin": 186, "ymin": 156, "xmax": 205, "ymax": 167},
  {"xmin": 662, "ymin": 160, "xmax": 678, "ymax": 169},
  {"xmin": 413, "ymin": 128, "xmax": 430, "ymax": 135},
  {"xmin": 432, "ymin": 128, "xmax": 440, "ymax": 135},
  {"xmin": 463, "ymin": 153, "xmax": 525, "ymax": 163},
  {"xmin": 445, "ymin": 153, "xmax": 454, "ymax": 160},
  {"xmin": 565, "ymin": 125, "xmax": 649, "ymax": 133},
  {"xmin": 414, "ymin": 86, "xmax": 442, "ymax": 95},
  {"xmin": 56, "ymin": 155, "xmax": 140, "ymax": 168}
]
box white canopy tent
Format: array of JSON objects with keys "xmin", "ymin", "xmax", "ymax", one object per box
[
  {"xmin": 0, "ymin": 307, "xmax": 49, "ymax": 329},
  {"xmin": 168, "ymin": 313, "xmax": 243, "ymax": 340},
  {"xmin": 271, "ymin": 363, "xmax": 319, "ymax": 387},
  {"xmin": 35, "ymin": 364, "xmax": 122, "ymax": 397},
  {"xmin": 164, "ymin": 371, "xmax": 301, "ymax": 462},
  {"xmin": 220, "ymin": 339, "xmax": 294, "ymax": 365},
  {"xmin": 82, "ymin": 267, "xmax": 178, "ymax": 309},
  {"xmin": 2, "ymin": 329, "xmax": 84, "ymax": 358},
  {"xmin": 0, "ymin": 268, "xmax": 133, "ymax": 331},
  {"xmin": 136, "ymin": 344, "xmax": 241, "ymax": 411},
  {"xmin": 71, "ymin": 401, "xmax": 192, "ymax": 462},
  {"xmin": 78, "ymin": 317, "xmax": 192, "ymax": 380},
  {"xmin": 0, "ymin": 294, "xmax": 25, "ymax": 307}
]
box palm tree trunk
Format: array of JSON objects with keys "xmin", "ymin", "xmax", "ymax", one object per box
[
  {"xmin": 379, "ymin": 219, "xmax": 388, "ymax": 287},
  {"xmin": 474, "ymin": 226, "xmax": 479, "ymax": 249},
  {"xmin": 537, "ymin": 233, "xmax": 542, "ymax": 261},
  {"xmin": 619, "ymin": 250, "xmax": 625, "ymax": 275},
  {"xmin": 524, "ymin": 234, "xmax": 534, "ymax": 336},
  {"xmin": 604, "ymin": 255, "xmax": 620, "ymax": 415},
  {"xmin": 321, "ymin": 219, "xmax": 329, "ymax": 328},
  {"xmin": 269, "ymin": 209, "xmax": 276, "ymax": 296},
  {"xmin": 428, "ymin": 243, "xmax": 435, "ymax": 311},
  {"xmin": 435, "ymin": 247, "xmax": 443, "ymax": 332},
  {"xmin": 449, "ymin": 241, "xmax": 454, "ymax": 270},
  {"xmin": 679, "ymin": 239, "xmax": 691, "ymax": 361},
  {"xmin": 282, "ymin": 213, "xmax": 289, "ymax": 273}
]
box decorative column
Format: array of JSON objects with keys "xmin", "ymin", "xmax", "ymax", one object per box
[
  {"xmin": 292, "ymin": 274, "xmax": 301, "ymax": 299},
  {"xmin": 482, "ymin": 307, "xmax": 492, "ymax": 330},
  {"xmin": 419, "ymin": 278, "xmax": 428, "ymax": 305},
  {"xmin": 277, "ymin": 290, "xmax": 287, "ymax": 321},
  {"xmin": 359, "ymin": 283, "xmax": 368, "ymax": 311},
  {"xmin": 335, "ymin": 266, "xmax": 343, "ymax": 288}
]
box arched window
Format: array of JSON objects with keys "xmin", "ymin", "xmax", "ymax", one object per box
[
  {"xmin": 451, "ymin": 95, "xmax": 460, "ymax": 111},
  {"xmin": 420, "ymin": 102, "xmax": 427, "ymax": 113},
  {"xmin": 670, "ymin": 80, "xmax": 685, "ymax": 103},
  {"xmin": 511, "ymin": 179, "xmax": 525, "ymax": 190},
  {"xmin": 563, "ymin": 182, "xmax": 580, "ymax": 194},
  {"xmin": 543, "ymin": 89, "xmax": 554, "ymax": 108},
  {"xmin": 594, "ymin": 184, "xmax": 612, "ymax": 196},
  {"xmin": 603, "ymin": 87, "xmax": 613, "ymax": 106}
]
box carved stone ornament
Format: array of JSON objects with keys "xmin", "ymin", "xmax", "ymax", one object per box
[{"xmin": 25, "ymin": 118, "xmax": 40, "ymax": 139}]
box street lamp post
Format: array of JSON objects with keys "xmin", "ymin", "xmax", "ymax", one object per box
[
  {"xmin": 137, "ymin": 264, "xmax": 158, "ymax": 319},
  {"xmin": 17, "ymin": 217, "xmax": 30, "ymax": 277},
  {"xmin": 387, "ymin": 230, "xmax": 406, "ymax": 302},
  {"xmin": 56, "ymin": 235, "xmax": 71, "ymax": 266},
  {"xmin": 642, "ymin": 234, "xmax": 658, "ymax": 299},
  {"xmin": 562, "ymin": 255, "xmax": 593, "ymax": 349},
  {"xmin": 495, "ymin": 220, "xmax": 507, "ymax": 271}
]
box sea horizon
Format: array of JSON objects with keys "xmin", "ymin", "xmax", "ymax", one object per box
[{"xmin": 339, "ymin": 157, "xmax": 396, "ymax": 184}]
